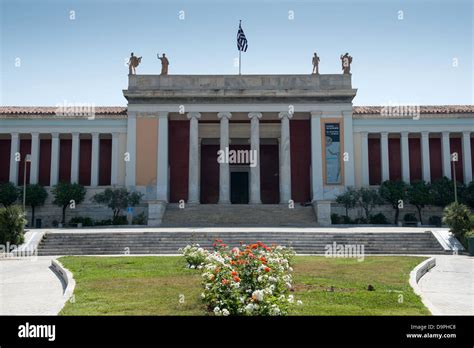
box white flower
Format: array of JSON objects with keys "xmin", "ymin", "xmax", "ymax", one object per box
[
  {"xmin": 222, "ymin": 309, "xmax": 230, "ymax": 316},
  {"xmin": 252, "ymin": 290, "xmax": 264, "ymax": 302},
  {"xmin": 288, "ymin": 295, "xmax": 294, "ymax": 303},
  {"xmin": 297, "ymin": 300, "xmax": 303, "ymax": 305},
  {"xmin": 214, "ymin": 307, "xmax": 221, "ymax": 315}
]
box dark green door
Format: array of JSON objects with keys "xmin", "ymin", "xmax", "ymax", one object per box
[{"xmin": 231, "ymin": 172, "xmax": 249, "ymax": 204}]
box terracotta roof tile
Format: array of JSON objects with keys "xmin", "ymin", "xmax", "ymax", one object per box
[
  {"xmin": 0, "ymin": 106, "xmax": 127, "ymax": 116},
  {"xmin": 353, "ymin": 105, "xmax": 474, "ymax": 115}
]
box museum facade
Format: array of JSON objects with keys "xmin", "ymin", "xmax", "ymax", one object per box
[{"xmin": 1, "ymin": 73, "xmax": 473, "ymax": 225}]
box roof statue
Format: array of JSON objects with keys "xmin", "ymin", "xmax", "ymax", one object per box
[
  {"xmin": 157, "ymin": 53, "xmax": 170, "ymax": 75},
  {"xmin": 340, "ymin": 52, "xmax": 352, "ymax": 74},
  {"xmin": 128, "ymin": 52, "xmax": 142, "ymax": 75},
  {"xmin": 312, "ymin": 52, "xmax": 320, "ymax": 74}
]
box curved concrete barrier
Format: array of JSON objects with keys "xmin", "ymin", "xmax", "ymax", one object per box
[
  {"xmin": 51, "ymin": 259, "xmax": 76, "ymax": 308},
  {"xmin": 409, "ymin": 257, "xmax": 439, "ymax": 315}
]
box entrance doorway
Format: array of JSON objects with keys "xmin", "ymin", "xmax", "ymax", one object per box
[{"xmin": 231, "ymin": 172, "xmax": 249, "ymax": 204}]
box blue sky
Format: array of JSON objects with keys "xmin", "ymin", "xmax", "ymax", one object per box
[{"xmin": 1, "ymin": 0, "xmax": 472, "ymax": 106}]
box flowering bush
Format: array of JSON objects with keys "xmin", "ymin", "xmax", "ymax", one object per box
[
  {"xmin": 179, "ymin": 244, "xmax": 209, "ymax": 269},
  {"xmin": 198, "ymin": 240, "xmax": 302, "ymax": 316}
]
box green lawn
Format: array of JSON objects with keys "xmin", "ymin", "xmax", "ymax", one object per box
[{"xmin": 58, "ymin": 255, "xmax": 430, "ymax": 316}]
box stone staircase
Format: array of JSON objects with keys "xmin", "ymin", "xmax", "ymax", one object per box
[
  {"xmin": 37, "ymin": 231, "xmax": 448, "ymax": 256},
  {"xmin": 161, "ymin": 204, "xmax": 317, "ymax": 226}
]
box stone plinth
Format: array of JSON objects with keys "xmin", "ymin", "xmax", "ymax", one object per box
[
  {"xmin": 313, "ymin": 200, "xmax": 332, "ymax": 226},
  {"xmin": 147, "ymin": 200, "xmax": 167, "ymax": 226}
]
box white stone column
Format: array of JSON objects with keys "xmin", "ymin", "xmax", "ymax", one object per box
[
  {"xmin": 442, "ymin": 131, "xmax": 451, "ymax": 179},
  {"xmin": 248, "ymin": 112, "xmax": 262, "ymax": 204},
  {"xmin": 50, "ymin": 133, "xmax": 60, "ymax": 186},
  {"xmin": 187, "ymin": 112, "xmax": 201, "ymax": 203},
  {"xmin": 310, "ymin": 111, "xmax": 324, "ymax": 200},
  {"xmin": 125, "ymin": 112, "xmax": 137, "ymax": 188},
  {"xmin": 90, "ymin": 132, "xmax": 100, "ymax": 187},
  {"xmin": 360, "ymin": 132, "xmax": 369, "ymax": 186},
  {"xmin": 111, "ymin": 132, "xmax": 119, "ymax": 186},
  {"xmin": 9, "ymin": 133, "xmax": 20, "ymax": 185},
  {"xmin": 342, "ymin": 111, "xmax": 355, "ymax": 187},
  {"xmin": 421, "ymin": 131, "xmax": 431, "ymax": 183},
  {"xmin": 156, "ymin": 112, "xmax": 169, "ymax": 201},
  {"xmin": 29, "ymin": 132, "xmax": 40, "ymax": 184},
  {"xmin": 401, "ymin": 131, "xmax": 410, "ymax": 183},
  {"xmin": 217, "ymin": 112, "xmax": 232, "ymax": 204},
  {"xmin": 462, "ymin": 131, "xmax": 472, "ymax": 184},
  {"xmin": 71, "ymin": 132, "xmax": 80, "ymax": 183},
  {"xmin": 279, "ymin": 111, "xmax": 292, "ymax": 203},
  {"xmin": 380, "ymin": 132, "xmax": 389, "ymax": 182}
]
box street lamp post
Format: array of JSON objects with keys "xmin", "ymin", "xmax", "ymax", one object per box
[
  {"xmin": 451, "ymin": 152, "xmax": 458, "ymax": 203},
  {"xmin": 22, "ymin": 154, "xmax": 31, "ymax": 212}
]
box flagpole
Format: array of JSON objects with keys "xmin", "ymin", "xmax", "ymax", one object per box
[
  {"xmin": 239, "ymin": 20, "xmax": 242, "ymax": 75},
  {"xmin": 239, "ymin": 50, "xmax": 241, "ymax": 75}
]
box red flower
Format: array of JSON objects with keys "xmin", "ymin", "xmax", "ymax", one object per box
[
  {"xmin": 222, "ymin": 279, "xmax": 228, "ymax": 285},
  {"xmin": 264, "ymin": 267, "xmax": 271, "ymax": 273},
  {"xmin": 231, "ymin": 271, "xmax": 238, "ymax": 276},
  {"xmin": 233, "ymin": 276, "xmax": 241, "ymax": 282}
]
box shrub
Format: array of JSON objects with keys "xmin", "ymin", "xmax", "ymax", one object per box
[
  {"xmin": 331, "ymin": 213, "xmax": 342, "ymax": 224},
  {"xmin": 0, "ymin": 182, "xmax": 19, "ymax": 207},
  {"xmin": 407, "ymin": 181, "xmax": 432, "ymax": 225},
  {"xmin": 0, "ymin": 205, "xmax": 27, "ymax": 245},
  {"xmin": 21, "ymin": 184, "xmax": 48, "ymax": 226},
  {"xmin": 403, "ymin": 213, "xmax": 418, "ymax": 222},
  {"xmin": 69, "ymin": 216, "xmax": 94, "ymax": 227},
  {"xmin": 379, "ymin": 180, "xmax": 408, "ymax": 224},
  {"xmin": 335, "ymin": 187, "xmax": 359, "ymax": 218},
  {"xmin": 52, "ymin": 182, "xmax": 86, "ymax": 224},
  {"xmin": 179, "ymin": 244, "xmax": 210, "ymax": 268},
  {"xmin": 92, "ymin": 188, "xmax": 143, "ymax": 221},
  {"xmin": 461, "ymin": 181, "xmax": 474, "ymax": 208},
  {"xmin": 428, "ymin": 216, "xmax": 442, "ymax": 227},
  {"xmin": 442, "ymin": 202, "xmax": 473, "ymax": 240},
  {"xmin": 353, "ymin": 217, "xmax": 367, "ymax": 224},
  {"xmin": 369, "ymin": 213, "xmax": 389, "ymax": 225},
  {"xmin": 357, "ymin": 187, "xmax": 381, "ymax": 221},
  {"xmin": 95, "ymin": 219, "xmax": 113, "ymax": 226},
  {"xmin": 112, "ymin": 215, "xmax": 128, "ymax": 225},
  {"xmin": 132, "ymin": 212, "xmax": 147, "ymax": 225},
  {"xmin": 199, "ymin": 240, "xmax": 301, "ymax": 316}
]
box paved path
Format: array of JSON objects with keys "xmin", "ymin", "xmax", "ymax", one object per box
[
  {"xmin": 418, "ymin": 255, "xmax": 474, "ymax": 315},
  {"xmin": 0, "ymin": 256, "xmax": 66, "ymax": 315}
]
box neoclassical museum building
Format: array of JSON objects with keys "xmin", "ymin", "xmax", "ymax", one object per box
[{"xmin": 1, "ymin": 73, "xmax": 473, "ymax": 226}]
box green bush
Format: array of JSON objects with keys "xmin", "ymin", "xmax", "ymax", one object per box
[
  {"xmin": 112, "ymin": 215, "xmax": 128, "ymax": 225},
  {"xmin": 430, "ymin": 177, "xmax": 464, "ymax": 207},
  {"xmin": 428, "ymin": 216, "xmax": 442, "ymax": 227},
  {"xmin": 21, "ymin": 184, "xmax": 48, "ymax": 226},
  {"xmin": 442, "ymin": 202, "xmax": 473, "ymax": 240},
  {"xmin": 69, "ymin": 216, "xmax": 94, "ymax": 227},
  {"xmin": 407, "ymin": 181, "xmax": 432, "ymax": 224},
  {"xmin": 331, "ymin": 213, "xmax": 342, "ymax": 224},
  {"xmin": 0, "ymin": 205, "xmax": 27, "ymax": 245},
  {"xmin": 353, "ymin": 217, "xmax": 367, "ymax": 224},
  {"xmin": 357, "ymin": 187, "xmax": 382, "ymax": 221},
  {"xmin": 92, "ymin": 188, "xmax": 143, "ymax": 222},
  {"xmin": 132, "ymin": 212, "xmax": 147, "ymax": 225},
  {"xmin": 0, "ymin": 182, "xmax": 19, "ymax": 207},
  {"xmin": 379, "ymin": 180, "xmax": 408, "ymax": 224},
  {"xmin": 403, "ymin": 213, "xmax": 418, "ymax": 222},
  {"xmin": 335, "ymin": 187, "xmax": 359, "ymax": 218},
  {"xmin": 95, "ymin": 219, "xmax": 113, "ymax": 226},
  {"xmin": 369, "ymin": 213, "xmax": 389, "ymax": 225}
]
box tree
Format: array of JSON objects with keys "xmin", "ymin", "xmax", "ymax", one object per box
[
  {"xmin": 379, "ymin": 180, "xmax": 407, "ymax": 224},
  {"xmin": 406, "ymin": 180, "xmax": 432, "ymax": 225},
  {"xmin": 460, "ymin": 181, "xmax": 474, "ymax": 208},
  {"xmin": 358, "ymin": 187, "xmax": 382, "ymax": 221},
  {"xmin": 0, "ymin": 182, "xmax": 19, "ymax": 207},
  {"xmin": 335, "ymin": 187, "xmax": 359, "ymax": 218},
  {"xmin": 430, "ymin": 177, "xmax": 464, "ymax": 207},
  {"xmin": 52, "ymin": 182, "xmax": 86, "ymax": 224},
  {"xmin": 0, "ymin": 205, "xmax": 27, "ymax": 245},
  {"xmin": 21, "ymin": 184, "xmax": 48, "ymax": 226},
  {"xmin": 92, "ymin": 188, "xmax": 143, "ymax": 223},
  {"xmin": 442, "ymin": 202, "xmax": 472, "ymax": 240}
]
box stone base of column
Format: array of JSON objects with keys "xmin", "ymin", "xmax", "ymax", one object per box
[
  {"xmin": 312, "ymin": 200, "xmax": 332, "ymax": 226},
  {"xmin": 218, "ymin": 200, "xmax": 231, "ymax": 205},
  {"xmin": 147, "ymin": 200, "xmax": 167, "ymax": 226}
]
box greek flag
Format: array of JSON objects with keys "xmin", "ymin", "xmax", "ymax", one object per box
[{"xmin": 237, "ymin": 22, "xmax": 248, "ymax": 52}]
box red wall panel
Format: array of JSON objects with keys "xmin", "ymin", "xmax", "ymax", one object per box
[
  {"xmin": 429, "ymin": 138, "xmax": 442, "ymax": 181},
  {"xmin": 388, "ymin": 138, "xmax": 402, "ymax": 181},
  {"xmin": 200, "ymin": 145, "xmax": 219, "ymax": 204},
  {"xmin": 59, "ymin": 139, "xmax": 72, "ymax": 183},
  {"xmin": 79, "ymin": 139, "xmax": 92, "ymax": 186},
  {"xmin": 0, "ymin": 139, "xmax": 11, "ymax": 183},
  {"xmin": 290, "ymin": 120, "xmax": 311, "ymax": 203},
  {"xmin": 409, "ymin": 138, "xmax": 422, "ymax": 182},
  {"xmin": 368, "ymin": 138, "xmax": 381, "ymax": 185},
  {"xmin": 99, "ymin": 139, "xmax": 112, "ymax": 186},
  {"xmin": 450, "ymin": 138, "xmax": 463, "ymax": 183},
  {"xmin": 260, "ymin": 144, "xmax": 279, "ymax": 203},
  {"xmin": 38, "ymin": 139, "xmax": 51, "ymax": 186},
  {"xmin": 18, "ymin": 139, "xmax": 31, "ymax": 185},
  {"xmin": 169, "ymin": 120, "xmax": 190, "ymax": 202}
]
